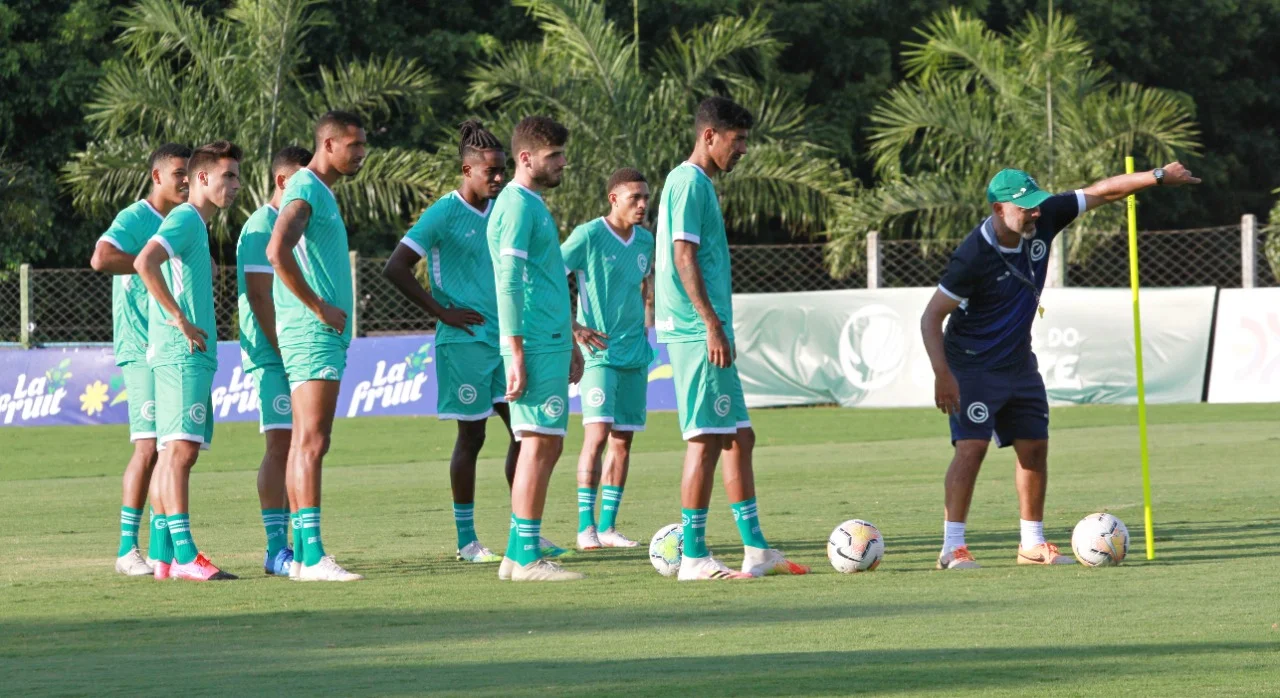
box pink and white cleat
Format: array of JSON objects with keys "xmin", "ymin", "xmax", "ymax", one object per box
[
  {"xmin": 152, "ymin": 560, "xmax": 171, "ymax": 580},
  {"xmin": 169, "ymin": 553, "xmax": 238, "ymax": 581},
  {"xmin": 678, "ymin": 554, "xmax": 753, "ymax": 581}
]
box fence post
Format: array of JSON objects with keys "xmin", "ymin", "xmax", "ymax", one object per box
[
  {"xmin": 19, "ymin": 263, "xmax": 31, "ymax": 348},
  {"xmin": 1045, "ymin": 235, "xmax": 1066, "ymax": 288},
  {"xmin": 349, "ymin": 250, "xmax": 361, "ymax": 337},
  {"xmin": 1241, "ymin": 214, "xmax": 1257, "ymax": 288},
  {"xmin": 866, "ymin": 230, "xmax": 881, "ymax": 289}
]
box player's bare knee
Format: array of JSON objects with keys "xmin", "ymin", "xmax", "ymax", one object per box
[
  {"xmin": 1014, "ymin": 440, "xmax": 1049, "ymax": 471},
  {"xmin": 952, "ymin": 440, "xmax": 989, "ymax": 469},
  {"xmin": 733, "ymin": 427, "xmax": 755, "ymax": 453},
  {"xmin": 296, "ymin": 430, "xmax": 330, "ymax": 462},
  {"xmin": 456, "ymin": 421, "xmax": 487, "ymax": 455}
]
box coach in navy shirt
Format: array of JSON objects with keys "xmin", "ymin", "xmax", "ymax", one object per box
[{"xmin": 921, "ymin": 164, "xmax": 1199, "ymax": 570}]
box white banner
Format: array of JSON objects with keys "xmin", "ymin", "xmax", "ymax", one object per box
[
  {"xmin": 1207, "ymin": 288, "xmax": 1280, "ymax": 403},
  {"xmin": 732, "ymin": 287, "xmax": 1217, "ymax": 409}
]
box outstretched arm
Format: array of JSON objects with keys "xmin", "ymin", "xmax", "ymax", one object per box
[{"xmin": 1081, "ymin": 161, "xmax": 1200, "ymax": 212}]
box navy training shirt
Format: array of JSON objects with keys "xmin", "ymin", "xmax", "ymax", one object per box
[{"xmin": 937, "ymin": 190, "xmax": 1086, "ymax": 371}]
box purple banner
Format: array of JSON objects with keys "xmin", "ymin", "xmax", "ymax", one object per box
[{"xmin": 0, "ymin": 332, "xmax": 677, "ymax": 428}]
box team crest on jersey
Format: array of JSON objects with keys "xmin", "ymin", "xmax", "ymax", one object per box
[
  {"xmin": 966, "ymin": 402, "xmax": 989, "ymax": 423},
  {"xmin": 458, "ymin": 384, "xmax": 478, "ymax": 405},
  {"xmin": 637, "ymin": 254, "xmax": 649, "ymax": 273},
  {"xmin": 714, "ymin": 394, "xmax": 731, "ymax": 417},
  {"xmin": 585, "ymin": 388, "xmax": 606, "ymax": 408},
  {"xmin": 189, "ymin": 402, "xmax": 207, "ymax": 425},
  {"xmin": 1030, "ymin": 239, "xmax": 1048, "ymax": 262},
  {"xmin": 544, "ymin": 395, "xmax": 566, "ymax": 418}
]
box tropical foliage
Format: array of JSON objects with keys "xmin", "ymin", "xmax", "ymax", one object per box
[
  {"xmin": 465, "ymin": 0, "xmax": 856, "ymax": 237},
  {"xmin": 825, "ymin": 8, "xmax": 1201, "ymax": 277}
]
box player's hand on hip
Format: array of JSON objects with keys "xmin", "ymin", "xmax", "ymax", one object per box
[
  {"xmin": 169, "ymin": 316, "xmax": 208, "ymax": 353},
  {"xmin": 707, "ymin": 324, "xmax": 731, "ymax": 368},
  {"xmin": 440, "ymin": 307, "xmax": 483, "ymax": 336},
  {"xmin": 935, "ymin": 369, "xmax": 961, "ymax": 415},
  {"xmin": 317, "ymin": 301, "xmax": 348, "ymax": 333},
  {"xmin": 505, "ymin": 356, "xmax": 527, "ymax": 402},
  {"xmin": 573, "ymin": 323, "xmax": 609, "ymax": 354},
  {"xmin": 1161, "ymin": 162, "xmax": 1202, "ymax": 186},
  {"xmin": 569, "ymin": 345, "xmax": 585, "ymax": 384}
]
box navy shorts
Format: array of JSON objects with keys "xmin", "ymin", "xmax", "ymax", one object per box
[{"xmin": 949, "ymin": 358, "xmax": 1049, "ymax": 447}]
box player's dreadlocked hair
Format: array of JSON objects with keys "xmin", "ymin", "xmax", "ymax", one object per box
[{"xmin": 458, "ymin": 120, "xmax": 503, "ymax": 160}]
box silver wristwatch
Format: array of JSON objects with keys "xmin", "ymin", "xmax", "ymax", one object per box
[{"xmin": 1153, "ymin": 168, "xmax": 1165, "ymax": 186}]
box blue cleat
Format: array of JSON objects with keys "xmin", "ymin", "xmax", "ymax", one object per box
[{"xmin": 264, "ymin": 547, "xmax": 294, "ymax": 576}]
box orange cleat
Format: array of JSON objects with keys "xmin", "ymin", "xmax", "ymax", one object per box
[{"xmin": 1016, "ymin": 541, "xmax": 1075, "ymax": 565}]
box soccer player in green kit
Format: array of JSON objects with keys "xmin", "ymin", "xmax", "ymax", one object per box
[
  {"xmin": 134, "ymin": 140, "xmax": 242, "ymax": 581},
  {"xmin": 655, "ymin": 97, "xmax": 810, "ymax": 580},
  {"xmin": 490, "ymin": 116, "xmax": 586, "ymax": 582},
  {"xmin": 268, "ymin": 111, "xmax": 365, "ymax": 582},
  {"xmin": 91, "ymin": 143, "xmax": 191, "ymax": 577},
  {"xmin": 383, "ymin": 121, "xmax": 530, "ymax": 564},
  {"xmin": 563, "ymin": 167, "xmax": 655, "ymax": 551},
  {"xmin": 236, "ymin": 145, "xmax": 312, "ymax": 577}
]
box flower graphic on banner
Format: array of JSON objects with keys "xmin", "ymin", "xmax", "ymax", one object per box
[
  {"xmin": 404, "ymin": 343, "xmax": 433, "ymax": 378},
  {"xmin": 80, "ymin": 381, "xmax": 110, "ymax": 415}
]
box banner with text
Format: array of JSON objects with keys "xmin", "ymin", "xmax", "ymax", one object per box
[
  {"xmin": 1207, "ymin": 288, "xmax": 1280, "ymax": 403},
  {"xmin": 0, "ymin": 334, "xmax": 678, "ymax": 428},
  {"xmin": 732, "ymin": 287, "xmax": 1216, "ymax": 408}
]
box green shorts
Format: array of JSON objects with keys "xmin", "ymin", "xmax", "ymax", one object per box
[
  {"xmin": 281, "ymin": 332, "xmax": 348, "ymax": 391},
  {"xmin": 121, "ymin": 361, "xmax": 156, "ymax": 442},
  {"xmin": 579, "ymin": 364, "xmax": 647, "ymax": 431},
  {"xmin": 503, "ymin": 350, "xmax": 570, "ymax": 441},
  {"xmin": 667, "ymin": 340, "xmax": 751, "ymax": 441},
  {"xmin": 153, "ymin": 363, "xmax": 215, "ymax": 450},
  {"xmin": 250, "ymin": 364, "xmax": 292, "ymax": 432},
  {"xmin": 436, "ymin": 342, "xmax": 506, "ymax": 421}
]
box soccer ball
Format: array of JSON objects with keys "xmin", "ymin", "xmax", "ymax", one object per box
[
  {"xmin": 1071, "ymin": 513, "xmax": 1129, "ymax": 567},
  {"xmin": 827, "ymin": 519, "xmax": 885, "ymax": 573},
  {"xmin": 649, "ymin": 523, "xmax": 683, "ymax": 577}
]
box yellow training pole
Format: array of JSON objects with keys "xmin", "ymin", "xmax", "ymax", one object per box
[{"xmin": 1126, "ymin": 155, "xmax": 1156, "ymax": 560}]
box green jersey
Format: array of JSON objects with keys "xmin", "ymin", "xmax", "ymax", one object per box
[
  {"xmin": 273, "ymin": 168, "xmax": 353, "ymax": 344},
  {"xmin": 100, "ymin": 200, "xmax": 165, "ymax": 366},
  {"xmin": 146, "ymin": 203, "xmax": 217, "ymax": 370},
  {"xmin": 655, "ymin": 162, "xmax": 734, "ymax": 344},
  {"xmin": 401, "ymin": 190, "xmax": 498, "ymax": 348},
  {"xmin": 487, "ymin": 182, "xmax": 572, "ymax": 355},
  {"xmin": 236, "ymin": 204, "xmax": 282, "ymax": 371},
  {"xmin": 562, "ymin": 217, "xmax": 655, "ymax": 369}
]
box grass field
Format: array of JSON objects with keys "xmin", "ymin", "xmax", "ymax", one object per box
[{"xmin": 2, "ymin": 403, "xmax": 1277, "ymax": 696}]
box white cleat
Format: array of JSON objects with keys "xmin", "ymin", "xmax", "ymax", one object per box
[
  {"xmin": 678, "ymin": 554, "xmax": 753, "ymax": 581},
  {"xmin": 498, "ymin": 556, "xmax": 515, "ymax": 581},
  {"xmin": 597, "ymin": 528, "xmax": 639, "ymax": 548},
  {"xmin": 115, "ymin": 547, "xmax": 154, "ymax": 576},
  {"xmin": 457, "ymin": 541, "xmax": 502, "ymax": 563},
  {"xmin": 297, "ymin": 555, "xmax": 363, "ymax": 582},
  {"xmin": 510, "ymin": 558, "xmax": 585, "ymax": 582},
  {"xmin": 936, "ymin": 546, "xmax": 981, "ymax": 570},
  {"xmin": 577, "ymin": 526, "xmax": 602, "ymax": 550},
  {"xmin": 741, "ymin": 546, "xmax": 811, "ymax": 578},
  {"xmin": 289, "ymin": 560, "xmax": 302, "ymax": 580}
]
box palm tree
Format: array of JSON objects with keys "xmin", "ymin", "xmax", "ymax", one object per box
[
  {"xmin": 825, "ymin": 7, "xmax": 1201, "ymax": 277},
  {"xmin": 466, "ymin": 0, "xmax": 855, "ymax": 239},
  {"xmin": 61, "ymin": 0, "xmax": 454, "ymax": 239}
]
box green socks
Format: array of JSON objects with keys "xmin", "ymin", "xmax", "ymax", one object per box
[
  {"xmin": 454, "ymin": 503, "xmax": 478, "ymax": 549},
  {"xmin": 682, "ymin": 507, "xmax": 709, "ymax": 559},
  {"xmin": 599, "ymin": 486, "xmax": 624, "ymax": 531},
  {"xmin": 731, "ymin": 497, "xmax": 769, "ymax": 549},
  {"xmin": 290, "ymin": 511, "xmax": 303, "ymax": 557},
  {"xmin": 262, "ymin": 508, "xmax": 288, "ymax": 557},
  {"xmin": 299, "ymin": 507, "xmax": 325, "ymax": 566},
  {"xmin": 118, "ymin": 506, "xmax": 143, "ymax": 556},
  {"xmin": 577, "ymin": 487, "xmax": 597, "ymax": 532},
  {"xmin": 167, "ymin": 513, "xmax": 197, "ymax": 565},
  {"xmin": 507, "ymin": 515, "xmax": 541, "ymax": 566},
  {"xmin": 147, "ymin": 509, "xmax": 173, "ymax": 563}
]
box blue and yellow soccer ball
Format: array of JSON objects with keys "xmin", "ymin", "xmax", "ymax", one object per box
[
  {"xmin": 827, "ymin": 519, "xmax": 885, "ymax": 574},
  {"xmin": 648, "ymin": 523, "xmax": 683, "ymax": 577},
  {"xmin": 1072, "ymin": 513, "xmax": 1129, "ymax": 567}
]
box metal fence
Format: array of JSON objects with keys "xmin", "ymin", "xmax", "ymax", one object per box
[{"xmin": 2, "ymin": 215, "xmax": 1271, "ymax": 346}]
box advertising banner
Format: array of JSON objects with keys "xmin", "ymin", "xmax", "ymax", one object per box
[
  {"xmin": 0, "ymin": 333, "xmax": 678, "ymax": 428},
  {"xmin": 732, "ymin": 287, "xmax": 1216, "ymax": 409},
  {"xmin": 1206, "ymin": 288, "xmax": 1280, "ymax": 403}
]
